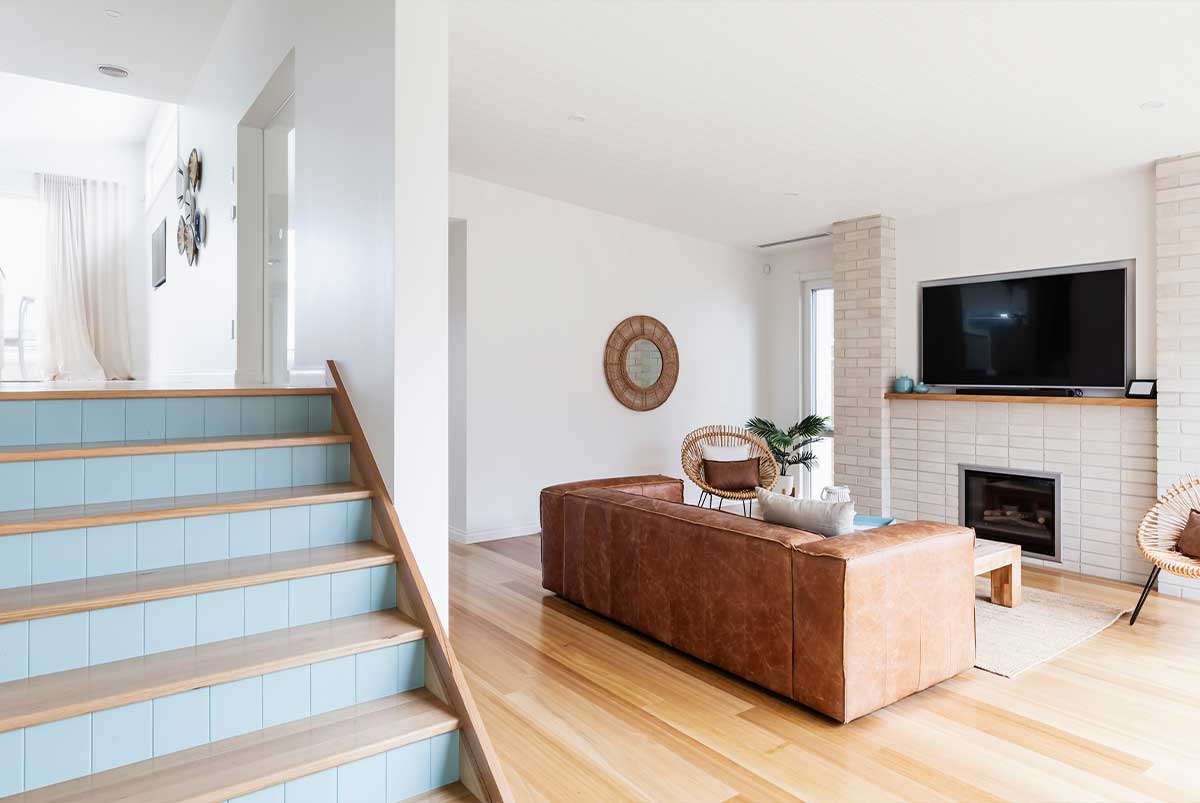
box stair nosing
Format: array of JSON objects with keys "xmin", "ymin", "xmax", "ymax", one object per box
[
  {"xmin": 0, "ymin": 432, "xmax": 353, "ymax": 464},
  {"xmin": 0, "ymin": 540, "xmax": 396, "ymax": 625},
  {"xmin": 1, "ymin": 690, "xmax": 458, "ymax": 803},
  {"xmin": 0, "ymin": 482, "xmax": 373, "ymax": 537},
  {"xmin": 0, "ymin": 609, "xmax": 423, "ymax": 734},
  {"xmin": 0, "ymin": 387, "xmax": 336, "ymax": 401}
]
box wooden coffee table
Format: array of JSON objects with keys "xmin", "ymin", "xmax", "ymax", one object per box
[{"xmin": 974, "ymin": 539, "xmax": 1022, "ymax": 607}]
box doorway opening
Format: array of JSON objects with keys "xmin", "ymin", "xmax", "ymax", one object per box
[{"xmin": 235, "ymin": 51, "xmax": 295, "ymax": 384}]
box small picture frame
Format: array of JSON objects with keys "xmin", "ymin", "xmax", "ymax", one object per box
[
  {"xmin": 1125, "ymin": 379, "xmax": 1157, "ymax": 399},
  {"xmin": 151, "ymin": 218, "xmax": 167, "ymax": 288}
]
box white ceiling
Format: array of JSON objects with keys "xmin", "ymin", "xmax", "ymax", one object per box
[
  {"xmin": 0, "ymin": 0, "xmax": 233, "ymax": 102},
  {"xmin": 450, "ymin": 0, "xmax": 1200, "ymax": 247},
  {"xmin": 0, "ymin": 72, "xmax": 164, "ymax": 144}
]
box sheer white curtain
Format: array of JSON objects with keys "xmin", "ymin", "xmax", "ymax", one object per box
[{"xmin": 39, "ymin": 174, "xmax": 133, "ymax": 380}]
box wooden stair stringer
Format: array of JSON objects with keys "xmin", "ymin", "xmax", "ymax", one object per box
[{"xmin": 326, "ymin": 360, "xmax": 512, "ymax": 803}]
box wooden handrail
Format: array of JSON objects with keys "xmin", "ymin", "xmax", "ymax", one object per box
[{"xmin": 326, "ymin": 360, "xmax": 512, "ymax": 803}]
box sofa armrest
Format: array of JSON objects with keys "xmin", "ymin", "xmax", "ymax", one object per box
[
  {"xmin": 791, "ymin": 522, "xmax": 976, "ymax": 723},
  {"xmin": 539, "ymin": 475, "xmax": 684, "ymax": 594}
]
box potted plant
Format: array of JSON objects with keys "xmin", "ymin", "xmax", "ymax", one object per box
[{"xmin": 745, "ymin": 414, "xmax": 830, "ymax": 496}]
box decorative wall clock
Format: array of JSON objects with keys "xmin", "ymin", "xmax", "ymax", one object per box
[
  {"xmin": 176, "ymin": 147, "xmax": 206, "ymax": 264},
  {"xmin": 187, "ymin": 148, "xmax": 202, "ymax": 192}
]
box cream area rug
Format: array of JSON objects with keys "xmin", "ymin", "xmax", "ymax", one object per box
[{"xmin": 973, "ymin": 579, "xmax": 1131, "ymax": 678}]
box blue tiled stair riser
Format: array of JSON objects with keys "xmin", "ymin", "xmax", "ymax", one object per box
[
  {"xmin": 0, "ymin": 396, "xmax": 332, "ymax": 448},
  {"xmin": 0, "ymin": 641, "xmax": 427, "ymax": 796},
  {"xmin": 0, "ymin": 563, "xmax": 398, "ymax": 683},
  {"xmin": 221, "ymin": 730, "xmax": 460, "ymax": 803},
  {"xmin": 0, "ymin": 444, "xmax": 352, "ymax": 513},
  {"xmin": 0, "ymin": 500, "xmax": 373, "ymax": 590}
]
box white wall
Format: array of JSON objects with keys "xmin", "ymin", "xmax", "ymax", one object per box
[
  {"xmin": 159, "ymin": 0, "xmax": 397, "ymax": 471},
  {"xmin": 0, "ymin": 141, "xmax": 148, "ymax": 377},
  {"xmin": 163, "ymin": 0, "xmax": 452, "ymax": 619},
  {"xmin": 449, "ymin": 173, "xmax": 765, "ymax": 541},
  {"xmin": 897, "ymin": 169, "xmax": 1156, "ymax": 382},
  {"xmin": 149, "ymin": 0, "xmax": 397, "ymax": 403},
  {"xmin": 394, "ymin": 0, "xmax": 450, "ymax": 622}
]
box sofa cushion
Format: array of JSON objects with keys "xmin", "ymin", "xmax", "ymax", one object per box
[
  {"xmin": 757, "ymin": 487, "xmax": 855, "ymax": 536},
  {"xmin": 703, "ymin": 457, "xmax": 760, "ymax": 491},
  {"xmin": 1178, "ymin": 509, "xmax": 1200, "ymax": 558},
  {"xmin": 700, "ymin": 442, "xmax": 750, "ymax": 462}
]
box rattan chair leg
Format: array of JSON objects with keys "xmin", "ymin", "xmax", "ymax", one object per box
[{"xmin": 1130, "ymin": 566, "xmax": 1161, "ymax": 626}]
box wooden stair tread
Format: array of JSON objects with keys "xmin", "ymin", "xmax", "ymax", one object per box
[
  {"xmin": 0, "ymin": 433, "xmax": 352, "ymax": 463},
  {"xmin": 0, "ymin": 609, "xmax": 421, "ymax": 733},
  {"xmin": 0, "ymin": 382, "xmax": 334, "ymax": 401},
  {"xmin": 1, "ymin": 690, "xmax": 458, "ymax": 803},
  {"xmin": 0, "ymin": 482, "xmax": 372, "ymax": 537},
  {"xmin": 0, "ymin": 541, "xmax": 395, "ymax": 625},
  {"xmin": 406, "ymin": 783, "xmax": 478, "ymax": 802}
]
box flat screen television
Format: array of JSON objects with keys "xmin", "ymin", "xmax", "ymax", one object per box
[{"xmin": 920, "ymin": 260, "xmax": 1133, "ymax": 390}]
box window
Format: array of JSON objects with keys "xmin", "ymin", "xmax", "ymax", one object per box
[
  {"xmin": 0, "ymin": 193, "xmax": 45, "ymax": 380},
  {"xmin": 802, "ymin": 280, "xmax": 834, "ymax": 498}
]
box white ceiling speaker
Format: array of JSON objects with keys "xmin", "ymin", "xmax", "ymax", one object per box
[{"xmin": 97, "ymin": 64, "xmax": 129, "ymax": 79}]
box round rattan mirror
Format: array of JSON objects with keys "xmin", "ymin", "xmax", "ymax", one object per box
[{"xmin": 604, "ymin": 315, "xmax": 678, "ymax": 411}]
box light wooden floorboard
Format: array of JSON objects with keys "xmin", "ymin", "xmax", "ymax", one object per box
[{"xmin": 450, "ymin": 534, "xmax": 1200, "ymax": 802}]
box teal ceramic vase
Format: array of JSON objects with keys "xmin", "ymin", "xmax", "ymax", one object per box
[
  {"xmin": 893, "ymin": 375, "xmax": 914, "ymax": 393},
  {"xmin": 913, "ymin": 382, "xmax": 930, "ymax": 394}
]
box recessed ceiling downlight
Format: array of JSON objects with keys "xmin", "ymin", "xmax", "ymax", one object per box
[
  {"xmin": 98, "ymin": 64, "xmax": 129, "ymax": 79},
  {"xmin": 567, "ymin": 113, "xmax": 587, "ymax": 123},
  {"xmin": 104, "ymin": 9, "xmax": 122, "ymax": 18},
  {"xmin": 1140, "ymin": 100, "xmax": 1167, "ymax": 111}
]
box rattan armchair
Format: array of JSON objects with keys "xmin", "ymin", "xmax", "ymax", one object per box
[
  {"xmin": 1131, "ymin": 475, "xmax": 1200, "ymax": 625},
  {"xmin": 681, "ymin": 425, "xmax": 778, "ymax": 515}
]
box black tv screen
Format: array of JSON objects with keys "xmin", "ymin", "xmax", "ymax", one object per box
[{"xmin": 921, "ymin": 264, "xmax": 1129, "ymax": 389}]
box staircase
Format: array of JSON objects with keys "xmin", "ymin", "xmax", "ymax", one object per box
[{"xmin": 0, "ymin": 363, "xmax": 509, "ymax": 802}]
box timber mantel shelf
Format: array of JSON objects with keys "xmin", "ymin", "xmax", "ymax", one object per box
[{"xmin": 884, "ymin": 392, "xmax": 1155, "ymax": 407}]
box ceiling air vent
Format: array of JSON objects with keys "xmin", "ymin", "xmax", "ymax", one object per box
[
  {"xmin": 97, "ymin": 64, "xmax": 129, "ymax": 79},
  {"xmin": 756, "ymin": 232, "xmax": 831, "ymax": 248}
]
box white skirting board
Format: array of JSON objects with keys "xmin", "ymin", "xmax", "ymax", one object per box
[{"xmin": 451, "ymin": 522, "xmax": 540, "ymax": 544}]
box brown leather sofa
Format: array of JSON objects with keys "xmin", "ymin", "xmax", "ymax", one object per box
[{"xmin": 540, "ymin": 475, "xmax": 976, "ymax": 723}]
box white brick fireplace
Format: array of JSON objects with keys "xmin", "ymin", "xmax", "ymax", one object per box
[
  {"xmin": 832, "ymin": 150, "xmax": 1200, "ymax": 595},
  {"xmin": 889, "ymin": 398, "xmax": 1156, "ymax": 585}
]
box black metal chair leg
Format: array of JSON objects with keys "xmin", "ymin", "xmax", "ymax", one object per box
[
  {"xmin": 696, "ymin": 491, "xmax": 708, "ymax": 508},
  {"xmin": 1129, "ymin": 566, "xmax": 1161, "ymax": 626}
]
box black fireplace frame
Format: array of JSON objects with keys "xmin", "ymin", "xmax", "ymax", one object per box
[{"xmin": 958, "ymin": 464, "xmax": 1062, "ymax": 562}]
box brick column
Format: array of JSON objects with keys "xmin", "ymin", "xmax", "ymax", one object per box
[
  {"xmin": 831, "ymin": 215, "xmax": 896, "ymax": 517},
  {"xmin": 1155, "ymin": 152, "xmax": 1200, "ymax": 598}
]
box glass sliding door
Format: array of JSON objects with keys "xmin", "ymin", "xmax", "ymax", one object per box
[{"xmin": 802, "ymin": 280, "xmax": 834, "ymax": 498}]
